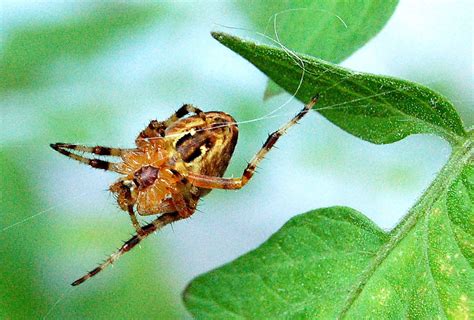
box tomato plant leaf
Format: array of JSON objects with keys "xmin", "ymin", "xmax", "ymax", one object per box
[
  {"xmin": 235, "ymin": 0, "xmax": 398, "ymax": 98},
  {"xmin": 184, "ymin": 133, "xmax": 473, "ymax": 318},
  {"xmin": 211, "ymin": 32, "xmax": 466, "ymax": 145}
]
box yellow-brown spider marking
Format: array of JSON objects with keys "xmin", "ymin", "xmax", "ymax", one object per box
[{"xmin": 50, "ymin": 97, "xmax": 319, "ymax": 286}]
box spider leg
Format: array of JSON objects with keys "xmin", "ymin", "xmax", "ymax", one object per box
[
  {"xmin": 109, "ymin": 180, "xmax": 145, "ymax": 235},
  {"xmin": 168, "ymin": 169, "xmax": 198, "ymax": 218},
  {"xmin": 127, "ymin": 205, "xmax": 145, "ymax": 236},
  {"xmin": 171, "ymin": 188, "xmax": 196, "ymax": 218},
  {"xmin": 71, "ymin": 211, "xmax": 183, "ymax": 286},
  {"xmin": 50, "ymin": 143, "xmax": 132, "ymax": 156},
  {"xmin": 118, "ymin": 182, "xmax": 144, "ymax": 235},
  {"xmin": 72, "ymin": 177, "xmax": 196, "ymax": 285},
  {"xmin": 50, "ymin": 143, "xmax": 121, "ymax": 172},
  {"xmin": 163, "ymin": 104, "xmax": 206, "ymax": 126},
  {"xmin": 136, "ymin": 104, "xmax": 206, "ymax": 144},
  {"xmin": 186, "ymin": 95, "xmax": 320, "ymax": 190}
]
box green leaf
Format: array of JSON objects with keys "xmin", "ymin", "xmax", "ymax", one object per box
[
  {"xmin": 235, "ymin": 0, "xmax": 398, "ymax": 98},
  {"xmin": 183, "ymin": 133, "xmax": 473, "ymax": 319},
  {"xmin": 212, "ymin": 32, "xmax": 466, "ymax": 145},
  {"xmin": 0, "ymin": 4, "xmax": 162, "ymax": 91}
]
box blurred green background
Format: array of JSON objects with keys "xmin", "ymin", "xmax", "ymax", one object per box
[{"xmin": 1, "ymin": 2, "xmax": 472, "ymax": 319}]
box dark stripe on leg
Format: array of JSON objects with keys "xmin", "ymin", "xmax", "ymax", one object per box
[
  {"xmin": 293, "ymin": 108, "xmax": 309, "ymax": 122},
  {"xmin": 50, "ymin": 143, "xmax": 119, "ymax": 172},
  {"xmin": 240, "ymin": 95, "xmax": 319, "ymax": 186},
  {"xmin": 50, "ymin": 143, "xmax": 126, "ymax": 156},
  {"xmin": 71, "ymin": 212, "xmax": 181, "ymax": 286},
  {"xmin": 50, "ymin": 143, "xmax": 72, "ymax": 156},
  {"xmin": 263, "ymin": 132, "xmax": 281, "ymax": 150},
  {"xmin": 168, "ymin": 104, "xmax": 205, "ymax": 124},
  {"xmin": 89, "ymin": 159, "xmax": 111, "ymax": 170},
  {"xmin": 92, "ymin": 146, "xmax": 112, "ymax": 156},
  {"xmin": 175, "ymin": 105, "xmax": 190, "ymax": 118},
  {"xmin": 185, "ymin": 96, "xmax": 319, "ymax": 190},
  {"xmin": 178, "ymin": 104, "xmax": 204, "ymax": 118}
]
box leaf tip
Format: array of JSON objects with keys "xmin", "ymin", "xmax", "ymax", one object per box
[
  {"xmin": 210, "ymin": 31, "xmax": 222, "ymax": 40},
  {"xmin": 211, "ymin": 31, "xmax": 230, "ymax": 44},
  {"xmin": 211, "ymin": 31, "xmax": 251, "ymax": 49}
]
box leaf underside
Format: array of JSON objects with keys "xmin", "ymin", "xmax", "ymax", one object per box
[{"xmin": 212, "ymin": 32, "xmax": 466, "ymax": 145}]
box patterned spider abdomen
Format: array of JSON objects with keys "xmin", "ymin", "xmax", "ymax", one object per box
[{"xmin": 165, "ymin": 112, "xmax": 239, "ymax": 197}]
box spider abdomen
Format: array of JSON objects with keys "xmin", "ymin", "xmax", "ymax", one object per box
[{"xmin": 166, "ymin": 112, "xmax": 238, "ymax": 179}]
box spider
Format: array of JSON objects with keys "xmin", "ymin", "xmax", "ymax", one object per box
[{"xmin": 50, "ymin": 95, "xmax": 319, "ymax": 286}]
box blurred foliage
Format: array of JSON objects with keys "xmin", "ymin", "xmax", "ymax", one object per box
[
  {"xmin": 0, "ymin": 4, "xmax": 162, "ymax": 92},
  {"xmin": 0, "ymin": 149, "xmax": 41, "ymax": 318},
  {"xmin": 0, "ymin": 149, "xmax": 181, "ymax": 318}
]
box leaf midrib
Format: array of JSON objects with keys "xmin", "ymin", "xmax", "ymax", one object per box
[
  {"xmin": 337, "ymin": 132, "xmax": 473, "ymax": 318},
  {"xmin": 263, "ymin": 51, "xmax": 463, "ymax": 144}
]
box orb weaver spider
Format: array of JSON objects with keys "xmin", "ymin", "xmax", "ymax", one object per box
[{"xmin": 50, "ymin": 95, "xmax": 319, "ymax": 286}]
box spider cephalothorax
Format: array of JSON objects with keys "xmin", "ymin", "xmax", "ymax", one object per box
[
  {"xmin": 110, "ymin": 138, "xmax": 178, "ymax": 215},
  {"xmin": 51, "ymin": 97, "xmax": 318, "ymax": 285}
]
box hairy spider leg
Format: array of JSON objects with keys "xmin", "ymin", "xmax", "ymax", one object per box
[
  {"xmin": 137, "ymin": 104, "xmax": 206, "ymax": 142},
  {"xmin": 50, "ymin": 143, "xmax": 122, "ymax": 172},
  {"xmin": 71, "ymin": 180, "xmax": 196, "ymax": 286},
  {"xmin": 120, "ymin": 180, "xmax": 195, "ymax": 235},
  {"xmin": 52, "ymin": 104, "xmax": 207, "ymax": 170},
  {"xmin": 127, "ymin": 205, "xmax": 144, "ymax": 235},
  {"xmin": 164, "ymin": 104, "xmax": 206, "ymax": 126},
  {"xmin": 126, "ymin": 198, "xmax": 179, "ymax": 234},
  {"xmin": 185, "ymin": 95, "xmax": 319, "ymax": 190},
  {"xmin": 170, "ymin": 190, "xmax": 195, "ymax": 218},
  {"xmin": 50, "ymin": 143, "xmax": 133, "ymax": 156},
  {"xmin": 71, "ymin": 210, "xmax": 183, "ymax": 286}
]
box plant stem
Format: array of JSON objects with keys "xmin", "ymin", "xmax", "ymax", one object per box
[{"xmin": 338, "ymin": 130, "xmax": 473, "ymax": 318}]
